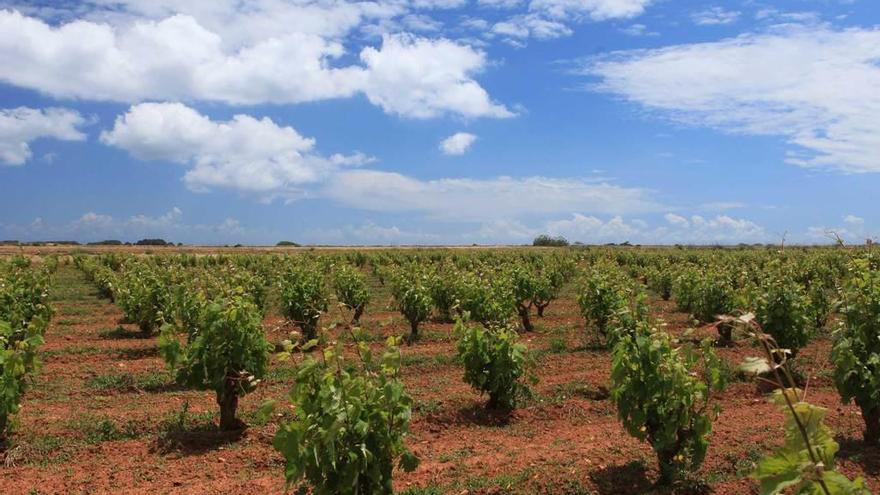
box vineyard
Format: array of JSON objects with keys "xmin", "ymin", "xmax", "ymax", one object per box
[{"xmin": 1, "ymin": 245, "xmax": 879, "ymax": 494}]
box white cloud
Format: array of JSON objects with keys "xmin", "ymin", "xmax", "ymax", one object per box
[
  {"xmin": 583, "ymin": 25, "xmax": 880, "ymax": 173},
  {"xmin": 844, "ymin": 214, "xmax": 864, "ymax": 227},
  {"xmin": 100, "ymin": 102, "xmax": 361, "ymax": 197},
  {"xmin": 411, "ymin": 0, "xmax": 469, "ymax": 9},
  {"xmin": 1, "ymin": 206, "xmax": 255, "ymax": 244},
  {"xmin": 544, "ymin": 213, "xmax": 766, "ymax": 244},
  {"xmin": 491, "ymin": 14, "xmax": 572, "ymax": 41},
  {"xmin": 620, "ymin": 23, "xmax": 657, "ymax": 37},
  {"xmin": 440, "ymin": 132, "xmax": 478, "ymax": 155},
  {"xmin": 127, "ymin": 206, "xmax": 183, "ymax": 228},
  {"xmin": 470, "ymin": 211, "xmax": 768, "ymax": 245},
  {"xmin": 401, "ymin": 14, "xmax": 443, "ymax": 32},
  {"xmin": 305, "ymin": 212, "xmax": 768, "ymax": 246},
  {"xmin": 99, "ymin": 103, "xmax": 663, "ymax": 219},
  {"xmin": 486, "ymin": 0, "xmax": 650, "ymax": 42},
  {"xmin": 360, "ymin": 34, "xmax": 513, "ymax": 119},
  {"xmin": 0, "ymin": 9, "xmax": 511, "ymax": 119},
  {"xmin": 529, "ymin": 0, "xmax": 653, "ymax": 21},
  {"xmin": 0, "ymin": 10, "xmax": 360, "ymax": 104},
  {"xmin": 478, "ymin": 0, "xmax": 524, "ymax": 8},
  {"xmin": 699, "ymin": 201, "xmax": 746, "ymax": 211},
  {"xmin": 664, "ymin": 213, "xmax": 689, "ymax": 227},
  {"xmin": 77, "ymin": 212, "xmax": 114, "ymax": 226},
  {"xmin": 807, "ymin": 214, "xmax": 872, "ymax": 244},
  {"xmin": 686, "ymin": 214, "xmax": 764, "ymax": 240},
  {"xmin": 473, "ymin": 219, "xmax": 537, "ymax": 241},
  {"xmin": 461, "ymin": 17, "xmax": 490, "ymax": 30},
  {"xmin": 546, "ymin": 214, "xmax": 639, "ymax": 240},
  {"xmin": 48, "ymin": 0, "xmax": 401, "ymax": 45},
  {"xmin": 754, "ymin": 9, "xmax": 821, "ymax": 25},
  {"xmin": 322, "ymin": 170, "xmax": 663, "ymax": 221},
  {"xmin": 305, "ymin": 221, "xmax": 443, "ymax": 245},
  {"xmin": 3, "ymin": 208, "xmax": 775, "ymax": 245},
  {"xmin": 0, "ymin": 107, "xmax": 87, "ymax": 165},
  {"xmin": 691, "ymin": 7, "xmax": 740, "ymax": 26}
]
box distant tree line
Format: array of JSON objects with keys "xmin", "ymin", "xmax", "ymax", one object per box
[
  {"xmin": 532, "ymin": 235, "xmax": 569, "ymax": 247},
  {"xmin": 135, "ymin": 239, "xmax": 173, "ymax": 246},
  {"xmin": 88, "ymin": 240, "xmax": 124, "ymax": 246}
]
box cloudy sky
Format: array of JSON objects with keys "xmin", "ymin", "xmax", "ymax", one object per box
[{"xmin": 0, "ymin": 0, "xmax": 877, "ymax": 245}]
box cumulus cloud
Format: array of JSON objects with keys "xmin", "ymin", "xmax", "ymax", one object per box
[
  {"xmin": 546, "ymin": 214, "xmax": 639, "ymax": 240},
  {"xmin": 582, "ymin": 25, "xmax": 880, "ymax": 173},
  {"xmin": 100, "ymin": 102, "xmax": 364, "ymax": 197},
  {"xmin": 0, "ymin": 107, "xmax": 87, "ymax": 165},
  {"xmin": 99, "ymin": 103, "xmax": 661, "ymax": 221},
  {"xmin": 543, "ymin": 213, "xmax": 767, "ymax": 244},
  {"xmin": 359, "ymin": 34, "xmax": 513, "ymax": 118},
  {"xmin": 440, "ymin": 132, "xmax": 478, "ymax": 155},
  {"xmin": 98, "ymin": 102, "xmax": 665, "ymax": 221},
  {"xmin": 322, "ymin": 170, "xmax": 663, "ymax": 221},
  {"xmin": 305, "ymin": 212, "xmax": 768, "ymax": 246},
  {"xmin": 0, "ymin": 9, "xmax": 511, "ymax": 119},
  {"xmin": 0, "ymin": 0, "xmax": 660, "ymax": 102}
]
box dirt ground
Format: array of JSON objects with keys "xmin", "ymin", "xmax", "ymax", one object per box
[{"xmin": 1, "ymin": 263, "xmax": 878, "ymax": 494}]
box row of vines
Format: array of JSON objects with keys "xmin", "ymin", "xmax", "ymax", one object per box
[
  {"xmin": 3, "ymin": 246, "xmax": 879, "ymax": 494},
  {"xmin": 0, "ymin": 256, "xmax": 55, "ymax": 447}
]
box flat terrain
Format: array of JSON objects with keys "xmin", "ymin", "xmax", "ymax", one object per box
[{"xmin": 2, "ymin": 262, "xmax": 878, "ymax": 494}]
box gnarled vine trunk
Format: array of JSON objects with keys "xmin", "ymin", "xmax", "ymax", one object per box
[
  {"xmin": 716, "ymin": 321, "xmax": 733, "ymax": 346},
  {"xmin": 535, "ymin": 302, "xmax": 549, "ymax": 317},
  {"xmin": 217, "ymin": 378, "xmax": 241, "ymax": 431},
  {"xmin": 861, "ymin": 403, "xmax": 880, "ymax": 445},
  {"xmin": 301, "ymin": 317, "xmax": 318, "ymax": 342},
  {"xmin": 408, "ymin": 319, "xmax": 419, "ymax": 345},
  {"xmin": 0, "ymin": 413, "xmax": 8, "ymax": 447},
  {"xmin": 518, "ymin": 305, "xmax": 533, "ymax": 332}
]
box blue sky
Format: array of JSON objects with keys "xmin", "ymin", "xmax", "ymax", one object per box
[{"xmin": 0, "ymin": 0, "xmax": 878, "ymax": 245}]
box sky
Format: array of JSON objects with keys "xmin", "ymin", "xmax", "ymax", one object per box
[{"xmin": 0, "ymin": 0, "xmax": 878, "ymax": 246}]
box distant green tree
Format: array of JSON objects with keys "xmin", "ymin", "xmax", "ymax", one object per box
[{"xmin": 532, "ymin": 235, "xmax": 569, "ymax": 247}]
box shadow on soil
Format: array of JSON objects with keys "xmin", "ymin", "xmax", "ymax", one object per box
[
  {"xmin": 590, "ymin": 461, "xmax": 711, "ymax": 495},
  {"xmin": 837, "ymin": 435, "xmax": 880, "ymax": 476},
  {"xmin": 154, "ymin": 426, "xmax": 246, "ymax": 456},
  {"xmin": 590, "ymin": 461, "xmax": 655, "ymax": 495},
  {"xmin": 426, "ymin": 403, "xmax": 516, "ymax": 428},
  {"xmin": 115, "ymin": 346, "xmax": 160, "ymax": 360},
  {"xmin": 101, "ymin": 325, "xmax": 151, "ymax": 340}
]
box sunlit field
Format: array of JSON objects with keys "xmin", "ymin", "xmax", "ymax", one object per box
[{"xmin": 1, "ymin": 245, "xmax": 878, "ymax": 494}]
